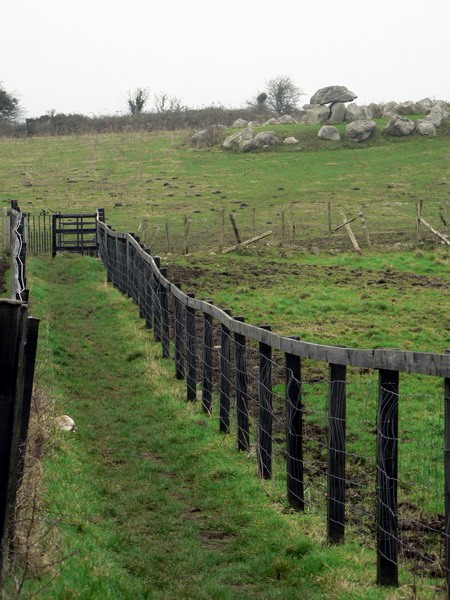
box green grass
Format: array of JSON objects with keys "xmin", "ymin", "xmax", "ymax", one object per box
[
  {"xmin": 7, "ymin": 254, "xmax": 433, "ymax": 599},
  {"xmin": 0, "ymin": 122, "xmax": 448, "ymax": 252}
]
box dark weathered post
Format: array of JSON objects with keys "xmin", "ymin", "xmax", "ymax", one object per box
[
  {"xmin": 173, "ymin": 283, "xmax": 184, "ymax": 381},
  {"xmin": 235, "ymin": 317, "xmax": 250, "ymax": 451},
  {"xmin": 186, "ymin": 294, "xmax": 197, "ymax": 402},
  {"xmin": 0, "ymin": 301, "xmax": 29, "ymax": 577},
  {"xmin": 202, "ymin": 304, "xmax": 214, "ymax": 414},
  {"xmin": 376, "ymin": 369, "xmax": 399, "ymax": 587},
  {"xmin": 51, "ymin": 214, "xmax": 57, "ymax": 257},
  {"xmin": 258, "ymin": 326, "xmax": 273, "ymax": 479},
  {"xmin": 159, "ymin": 268, "xmax": 170, "ymax": 359},
  {"xmin": 18, "ymin": 318, "xmax": 40, "ymax": 463},
  {"xmin": 285, "ymin": 338, "xmax": 304, "ymax": 510},
  {"xmin": 152, "ymin": 256, "xmax": 161, "ymax": 342},
  {"xmin": 444, "ymin": 351, "xmax": 450, "ymax": 594},
  {"xmin": 144, "ymin": 259, "xmax": 153, "ymax": 329},
  {"xmin": 327, "ymin": 363, "xmax": 347, "ymax": 544},
  {"xmin": 219, "ymin": 311, "xmax": 232, "ymax": 433}
]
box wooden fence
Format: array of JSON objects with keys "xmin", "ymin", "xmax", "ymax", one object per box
[
  {"xmin": 97, "ymin": 215, "xmax": 450, "ymax": 593},
  {"xmin": 0, "ymin": 202, "xmax": 39, "ymax": 582}
]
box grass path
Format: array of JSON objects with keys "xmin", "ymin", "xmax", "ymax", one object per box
[{"xmin": 22, "ymin": 255, "xmax": 408, "ymax": 599}]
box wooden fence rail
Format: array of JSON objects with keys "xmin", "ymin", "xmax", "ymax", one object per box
[{"xmin": 97, "ymin": 216, "xmax": 450, "ymax": 593}]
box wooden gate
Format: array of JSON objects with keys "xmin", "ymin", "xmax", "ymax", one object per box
[{"xmin": 51, "ymin": 213, "xmax": 98, "ymax": 257}]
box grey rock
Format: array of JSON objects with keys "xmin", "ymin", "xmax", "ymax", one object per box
[
  {"xmin": 359, "ymin": 106, "xmax": 374, "ymax": 119},
  {"xmin": 382, "ymin": 101, "xmax": 398, "ymax": 117},
  {"xmin": 191, "ymin": 125, "xmax": 223, "ymax": 148},
  {"xmin": 310, "ymin": 85, "xmax": 357, "ymax": 105},
  {"xmin": 415, "ymin": 120, "xmax": 436, "ymax": 136},
  {"xmin": 263, "ymin": 118, "xmax": 279, "ymax": 125},
  {"xmin": 222, "ymin": 127, "xmax": 253, "ymax": 150},
  {"xmin": 254, "ymin": 131, "xmax": 279, "ymax": 146},
  {"xmin": 284, "ymin": 136, "xmax": 299, "ymax": 144},
  {"xmin": 368, "ymin": 103, "xmax": 382, "ymax": 118},
  {"xmin": 240, "ymin": 138, "xmax": 261, "ymax": 152},
  {"xmin": 277, "ymin": 115, "xmax": 297, "ymax": 124},
  {"xmin": 383, "ymin": 115, "xmax": 415, "ymax": 136},
  {"xmin": 434, "ymin": 100, "xmax": 449, "ymax": 111},
  {"xmin": 346, "ymin": 119, "xmax": 376, "ymax": 142},
  {"xmin": 306, "ymin": 105, "xmax": 330, "ymax": 124},
  {"xmin": 232, "ymin": 118, "xmax": 248, "ymax": 128},
  {"xmin": 329, "ymin": 102, "xmax": 346, "ymax": 123},
  {"xmin": 344, "ymin": 103, "xmax": 365, "ymax": 122},
  {"xmin": 395, "ymin": 101, "xmax": 419, "ymax": 116},
  {"xmin": 302, "ymin": 103, "xmax": 314, "ymax": 110},
  {"xmin": 425, "ymin": 106, "xmax": 449, "ymax": 127},
  {"xmin": 416, "ymin": 98, "xmax": 433, "ymax": 113},
  {"xmin": 318, "ymin": 125, "xmax": 340, "ymax": 141}
]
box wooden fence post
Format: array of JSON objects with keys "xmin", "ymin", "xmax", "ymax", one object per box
[
  {"xmin": 173, "ymin": 283, "xmax": 184, "ymax": 381},
  {"xmin": 376, "ymin": 369, "xmax": 399, "ymax": 587},
  {"xmin": 285, "ymin": 338, "xmax": 304, "ymax": 510},
  {"xmin": 327, "ymin": 363, "xmax": 347, "ymax": 544},
  {"xmin": 202, "ymin": 305, "xmax": 214, "ymax": 414},
  {"xmin": 219, "ymin": 208, "xmax": 225, "ymax": 254},
  {"xmin": 159, "ymin": 268, "xmax": 170, "ymax": 359},
  {"xmin": 152, "ymin": 256, "xmax": 161, "ymax": 342},
  {"xmin": 0, "ymin": 301, "xmax": 29, "ymax": 578},
  {"xmin": 444, "ymin": 350, "xmax": 450, "ymax": 593},
  {"xmin": 258, "ymin": 326, "xmax": 273, "ymax": 480},
  {"xmin": 186, "ymin": 295, "xmax": 197, "ymax": 402},
  {"xmin": 219, "ymin": 311, "xmax": 232, "ymax": 433},
  {"xmin": 235, "ymin": 317, "xmax": 250, "ymax": 452}
]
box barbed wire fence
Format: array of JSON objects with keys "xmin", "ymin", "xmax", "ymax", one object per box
[{"xmin": 97, "ymin": 216, "xmax": 450, "ymax": 595}]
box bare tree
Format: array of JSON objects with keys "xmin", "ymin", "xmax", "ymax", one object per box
[
  {"xmin": 127, "ymin": 87, "xmax": 149, "ymax": 115},
  {"xmin": 266, "ymin": 76, "xmax": 303, "ymax": 115},
  {"xmin": 154, "ymin": 92, "xmax": 184, "ymax": 114}
]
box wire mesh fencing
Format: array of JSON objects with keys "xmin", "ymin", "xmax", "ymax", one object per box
[{"xmin": 97, "ymin": 217, "xmax": 450, "ymax": 594}]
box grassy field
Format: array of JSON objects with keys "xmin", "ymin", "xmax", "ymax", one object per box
[
  {"xmin": 0, "ymin": 126, "xmax": 449, "ymax": 596},
  {"xmin": 0, "ymin": 119, "xmax": 449, "ymax": 252}
]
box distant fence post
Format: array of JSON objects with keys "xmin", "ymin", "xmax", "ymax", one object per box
[
  {"xmin": 327, "ymin": 363, "xmax": 347, "ymax": 544},
  {"xmin": 202, "ymin": 305, "xmax": 214, "ymax": 414},
  {"xmin": 258, "ymin": 326, "xmax": 273, "ymax": 480},
  {"xmin": 235, "ymin": 317, "xmax": 250, "ymax": 452},
  {"xmin": 285, "ymin": 338, "xmax": 304, "ymax": 510},
  {"xmin": 2, "ymin": 208, "xmax": 10, "ymax": 255},
  {"xmin": 376, "ymin": 369, "xmax": 399, "ymax": 587}
]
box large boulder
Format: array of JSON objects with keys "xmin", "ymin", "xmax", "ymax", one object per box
[
  {"xmin": 306, "ymin": 105, "xmax": 330, "ymax": 124},
  {"xmin": 277, "ymin": 115, "xmax": 297, "ymax": 124},
  {"xmin": 263, "ymin": 117, "xmax": 278, "ymax": 125},
  {"xmin": 329, "ymin": 102, "xmax": 346, "ymax": 123},
  {"xmin": 310, "ymin": 85, "xmax": 357, "ymax": 105},
  {"xmin": 240, "ymin": 138, "xmax": 261, "ymax": 152},
  {"xmin": 368, "ymin": 103, "xmax": 382, "ymax": 118},
  {"xmin": 318, "ymin": 125, "xmax": 340, "ymax": 141},
  {"xmin": 382, "ymin": 101, "xmax": 398, "ymax": 117},
  {"xmin": 239, "ymin": 131, "xmax": 280, "ymax": 152},
  {"xmin": 191, "ymin": 125, "xmax": 224, "ymax": 148},
  {"xmin": 416, "ymin": 98, "xmax": 433, "ymax": 114},
  {"xmin": 344, "ymin": 103, "xmax": 365, "ymax": 122},
  {"xmin": 232, "ymin": 118, "xmax": 248, "ymax": 128},
  {"xmin": 223, "ymin": 127, "xmax": 253, "ymax": 149},
  {"xmin": 383, "ymin": 115, "xmax": 415, "ymax": 136},
  {"xmin": 346, "ymin": 119, "xmax": 376, "ymax": 142},
  {"xmin": 425, "ymin": 106, "xmax": 449, "ymax": 128},
  {"xmin": 254, "ymin": 131, "xmax": 279, "ymax": 146},
  {"xmin": 415, "ymin": 120, "xmax": 436, "ymax": 136},
  {"xmin": 395, "ymin": 101, "xmax": 419, "ymax": 116}
]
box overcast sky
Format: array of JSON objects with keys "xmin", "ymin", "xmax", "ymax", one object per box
[{"xmin": 3, "ymin": 0, "xmax": 450, "ymax": 118}]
